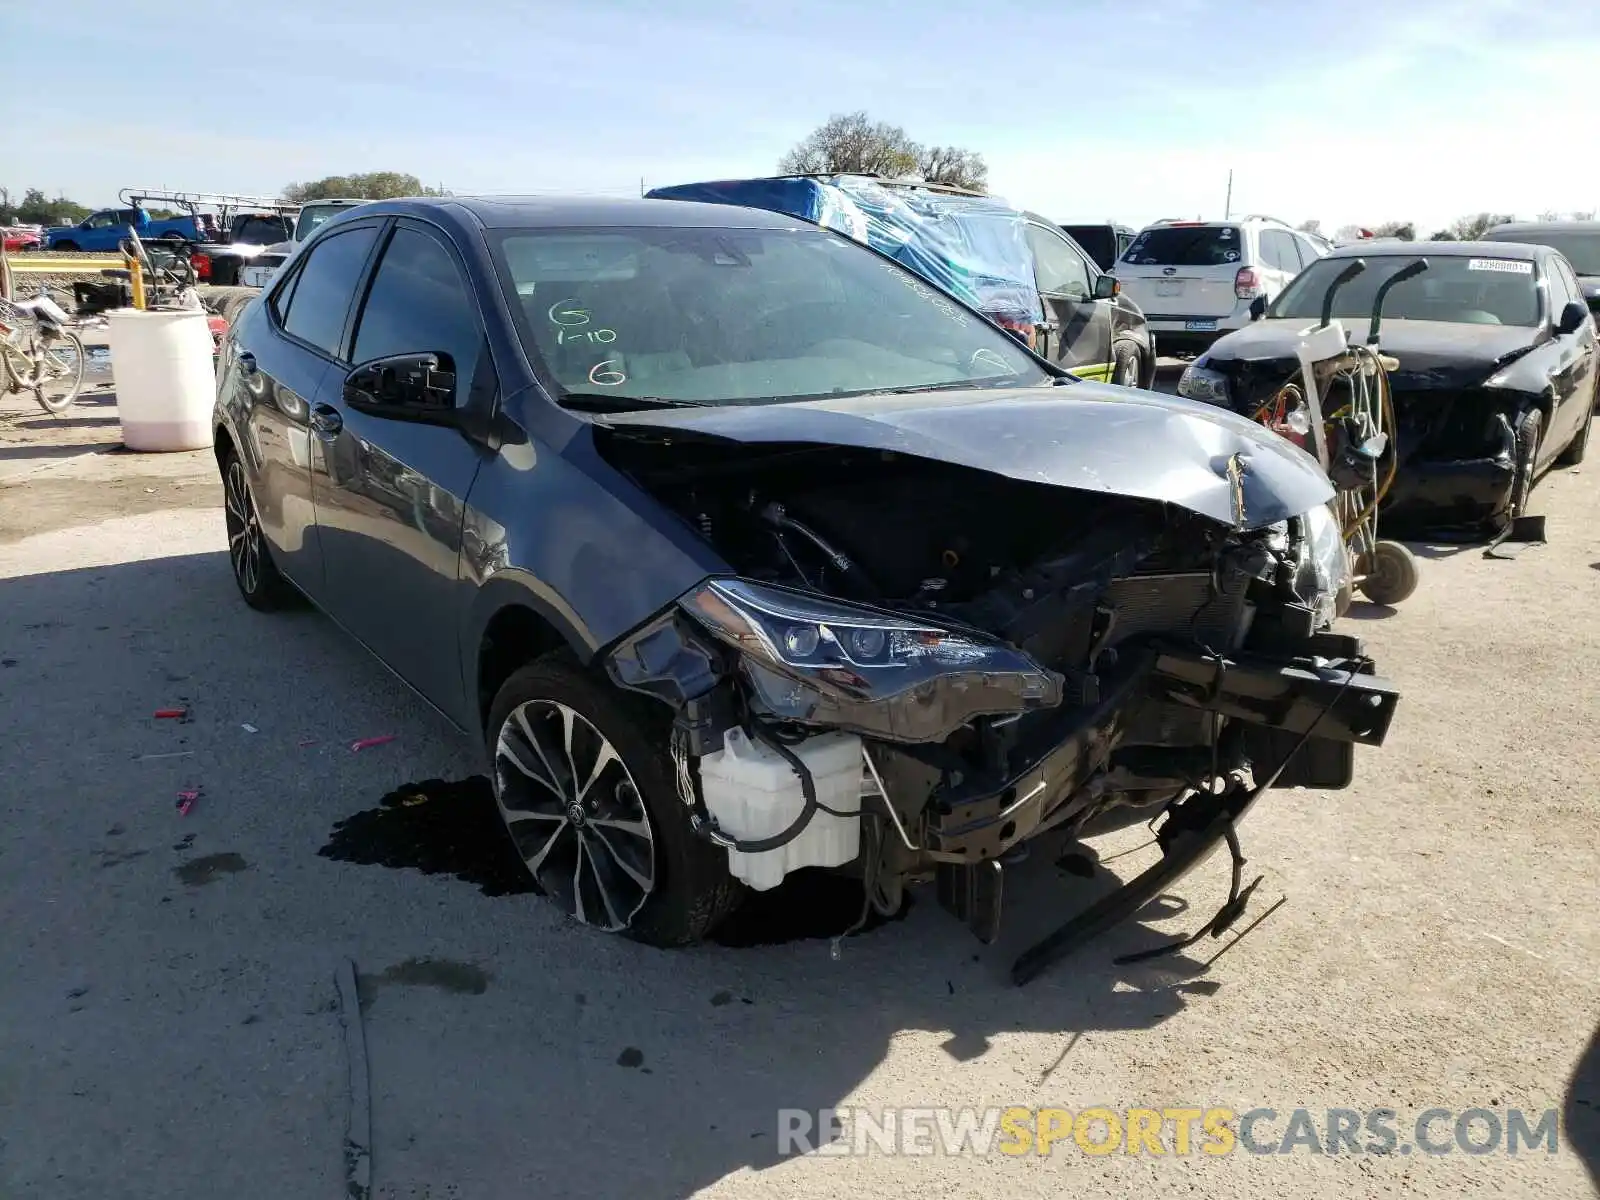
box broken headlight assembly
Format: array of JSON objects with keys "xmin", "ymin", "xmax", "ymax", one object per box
[
  {"xmin": 679, "ymin": 578, "xmax": 1063, "ymax": 743},
  {"xmin": 1177, "ymin": 361, "xmax": 1230, "ymax": 404},
  {"xmin": 1297, "ymin": 502, "xmax": 1352, "ymax": 629}
]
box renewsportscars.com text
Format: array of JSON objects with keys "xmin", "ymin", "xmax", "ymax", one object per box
[{"xmin": 778, "ymin": 1105, "xmax": 1562, "ymax": 1158}]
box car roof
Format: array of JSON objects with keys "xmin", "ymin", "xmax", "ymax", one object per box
[
  {"xmin": 1320, "ymin": 239, "xmax": 1549, "ymax": 261},
  {"xmin": 1486, "ymin": 221, "xmax": 1600, "ymax": 235},
  {"xmin": 413, "ymin": 195, "xmax": 811, "ymax": 231}
]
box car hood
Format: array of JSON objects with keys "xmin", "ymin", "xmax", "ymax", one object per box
[
  {"xmin": 598, "ymin": 382, "xmax": 1333, "ymax": 529},
  {"xmin": 1204, "ymin": 318, "xmax": 1541, "ymax": 389}
]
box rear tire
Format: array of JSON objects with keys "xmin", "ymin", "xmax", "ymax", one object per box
[
  {"xmin": 486, "ymin": 655, "xmax": 743, "ymax": 947},
  {"xmin": 31, "ymin": 330, "xmax": 85, "ymax": 414},
  {"xmin": 221, "ymin": 449, "xmax": 297, "ymax": 611}
]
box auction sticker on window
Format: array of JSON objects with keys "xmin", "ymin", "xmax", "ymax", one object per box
[{"xmin": 1466, "ymin": 258, "xmax": 1533, "ymax": 274}]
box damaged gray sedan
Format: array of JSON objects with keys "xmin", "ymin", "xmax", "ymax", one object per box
[{"xmin": 214, "ymin": 196, "xmax": 1399, "ymax": 982}]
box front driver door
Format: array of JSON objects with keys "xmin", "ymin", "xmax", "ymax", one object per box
[
  {"xmin": 309, "ymin": 219, "xmax": 493, "ymax": 725},
  {"xmin": 1024, "ymin": 222, "xmax": 1113, "ymax": 379}
]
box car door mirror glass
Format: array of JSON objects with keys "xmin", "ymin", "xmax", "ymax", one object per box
[
  {"xmin": 344, "ymin": 352, "xmax": 459, "ymax": 421},
  {"xmin": 1093, "ymin": 274, "xmax": 1119, "ymax": 300},
  {"xmin": 1556, "ymin": 300, "xmax": 1589, "ymax": 336}
]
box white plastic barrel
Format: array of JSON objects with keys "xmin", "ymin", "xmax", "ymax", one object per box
[{"xmin": 106, "ymin": 308, "xmax": 215, "ymax": 451}]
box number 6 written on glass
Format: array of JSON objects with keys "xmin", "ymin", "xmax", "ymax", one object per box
[{"xmin": 588, "ymin": 360, "xmax": 626, "ymax": 387}]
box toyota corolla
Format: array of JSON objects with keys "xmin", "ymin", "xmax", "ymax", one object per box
[{"xmin": 213, "ymin": 196, "xmax": 1398, "ymax": 983}]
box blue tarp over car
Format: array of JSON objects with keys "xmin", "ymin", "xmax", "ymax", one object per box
[{"xmin": 645, "ymin": 175, "xmax": 1044, "ymax": 325}]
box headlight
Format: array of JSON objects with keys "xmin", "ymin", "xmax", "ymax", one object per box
[
  {"xmin": 1177, "ymin": 362, "xmax": 1230, "ymax": 404},
  {"xmin": 680, "ymin": 579, "xmax": 1062, "ymax": 743},
  {"xmin": 1299, "ymin": 503, "xmax": 1351, "ymax": 628}
]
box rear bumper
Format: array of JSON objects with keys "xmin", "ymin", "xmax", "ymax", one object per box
[{"xmin": 921, "ymin": 641, "xmax": 1398, "ymax": 862}]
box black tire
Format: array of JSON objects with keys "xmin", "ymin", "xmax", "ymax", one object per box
[
  {"xmin": 220, "ymin": 449, "xmax": 297, "ymax": 611},
  {"xmin": 52, "ymin": 241, "xmax": 79, "ymax": 252},
  {"xmin": 486, "ymin": 655, "xmax": 743, "ymax": 947},
  {"xmin": 202, "ymin": 286, "xmax": 259, "ymax": 326},
  {"xmin": 1111, "ymin": 339, "xmax": 1142, "ymax": 389},
  {"xmin": 1509, "ymin": 408, "xmax": 1543, "ymax": 519},
  {"xmin": 1556, "ymin": 410, "xmax": 1590, "ymax": 467},
  {"xmin": 1358, "ymin": 540, "xmax": 1419, "ymax": 606}
]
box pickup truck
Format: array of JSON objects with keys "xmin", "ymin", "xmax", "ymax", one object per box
[
  {"xmin": 187, "ymin": 212, "xmax": 297, "ymax": 286},
  {"xmin": 45, "ymin": 207, "xmax": 198, "ymax": 251}
]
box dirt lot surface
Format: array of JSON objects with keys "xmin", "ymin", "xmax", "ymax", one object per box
[{"xmin": 1, "ymin": 385, "xmax": 1596, "ymax": 1199}]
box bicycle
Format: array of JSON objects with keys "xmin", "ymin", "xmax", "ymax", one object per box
[{"xmin": 1, "ymin": 293, "xmax": 86, "ymax": 414}]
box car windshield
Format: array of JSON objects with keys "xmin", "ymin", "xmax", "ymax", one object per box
[
  {"xmin": 492, "ymin": 225, "xmax": 1050, "ymax": 406},
  {"xmin": 1121, "ymin": 225, "xmax": 1244, "ymax": 267},
  {"xmin": 1271, "ymin": 255, "xmax": 1541, "ymax": 327},
  {"xmin": 1488, "ymin": 230, "xmax": 1600, "ymax": 276},
  {"xmin": 296, "ymin": 204, "xmax": 356, "ymax": 241}
]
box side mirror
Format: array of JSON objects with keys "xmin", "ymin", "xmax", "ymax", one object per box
[
  {"xmin": 344, "ymin": 352, "xmax": 459, "ymax": 424},
  {"xmin": 1249, "ymin": 294, "xmax": 1269, "ymax": 321},
  {"xmin": 1556, "ymin": 299, "xmax": 1590, "ymax": 336},
  {"xmin": 1093, "ymin": 274, "xmax": 1120, "ymax": 301}
]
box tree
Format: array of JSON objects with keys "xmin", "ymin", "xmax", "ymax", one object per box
[
  {"xmin": 1537, "ymin": 210, "xmax": 1560, "ymax": 222},
  {"xmin": 282, "ymin": 172, "xmax": 447, "ymax": 203},
  {"xmin": 1297, "ymin": 219, "xmax": 1322, "ymax": 236},
  {"xmin": 1575, "ymin": 211, "xmax": 1596, "ymax": 221},
  {"xmin": 1442, "ymin": 212, "xmax": 1514, "ymax": 240},
  {"xmin": 917, "ymin": 145, "xmax": 987, "ymax": 192},
  {"xmin": 1372, "ymin": 221, "xmax": 1415, "ymax": 240},
  {"xmin": 779, "ymin": 112, "xmax": 988, "ymax": 191},
  {"xmin": 13, "ymin": 188, "xmax": 90, "ymax": 225}
]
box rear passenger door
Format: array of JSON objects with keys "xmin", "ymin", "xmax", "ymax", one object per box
[
  {"xmin": 229, "ymin": 219, "xmax": 384, "ymax": 597},
  {"xmin": 1258, "ymin": 229, "xmax": 1303, "ymax": 298},
  {"xmin": 1024, "ymin": 222, "xmax": 1114, "ymax": 378},
  {"xmin": 310, "ymin": 219, "xmax": 495, "ymax": 724},
  {"xmin": 1546, "ymin": 257, "xmax": 1596, "ymax": 457}
]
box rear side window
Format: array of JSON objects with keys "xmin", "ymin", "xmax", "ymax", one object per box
[
  {"xmin": 352, "ymin": 225, "xmax": 482, "ymax": 392},
  {"xmin": 1261, "ymin": 229, "xmax": 1302, "ymax": 271},
  {"xmin": 277, "ymin": 225, "xmax": 379, "ymax": 357},
  {"xmin": 1122, "ymin": 225, "xmax": 1244, "ymax": 267}
]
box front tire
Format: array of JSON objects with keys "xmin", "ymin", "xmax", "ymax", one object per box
[
  {"xmin": 486, "ymin": 655, "xmax": 742, "ymax": 947},
  {"xmin": 1112, "ymin": 339, "xmax": 1142, "ymax": 388},
  {"xmin": 52, "ymin": 241, "xmax": 79, "ymax": 252},
  {"xmin": 221, "ymin": 449, "xmax": 297, "ymax": 610},
  {"xmin": 1509, "ymin": 408, "xmax": 1543, "ymax": 519}
]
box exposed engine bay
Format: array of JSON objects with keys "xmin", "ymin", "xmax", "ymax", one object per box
[{"xmin": 599, "ymin": 430, "xmax": 1400, "ymax": 979}]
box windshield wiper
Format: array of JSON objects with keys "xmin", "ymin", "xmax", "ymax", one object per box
[{"xmin": 557, "ymin": 392, "xmax": 706, "ymax": 413}]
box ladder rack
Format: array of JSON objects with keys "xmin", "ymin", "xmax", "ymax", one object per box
[{"xmin": 117, "ymin": 188, "xmax": 298, "ymax": 214}]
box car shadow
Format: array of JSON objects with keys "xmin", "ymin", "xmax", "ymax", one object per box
[
  {"xmin": 0, "ymin": 547, "xmax": 1252, "ymax": 1199},
  {"xmin": 1568, "ymin": 1021, "xmax": 1600, "ymax": 1192}
]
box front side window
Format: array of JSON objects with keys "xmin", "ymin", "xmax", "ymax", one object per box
[
  {"xmin": 1273, "ymin": 255, "xmax": 1540, "ymax": 327},
  {"xmin": 493, "ymin": 225, "xmax": 1050, "ymax": 406},
  {"xmin": 352, "ymin": 226, "xmax": 482, "ymax": 392},
  {"xmin": 277, "ymin": 225, "xmax": 380, "ymax": 356},
  {"xmin": 1025, "ymin": 225, "xmax": 1091, "ymax": 299}
]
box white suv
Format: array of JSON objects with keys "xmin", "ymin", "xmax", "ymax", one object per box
[{"xmin": 1116, "ymin": 216, "xmax": 1329, "ymax": 355}]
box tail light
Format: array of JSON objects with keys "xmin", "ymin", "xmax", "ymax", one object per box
[
  {"xmin": 191, "ymin": 252, "xmax": 212, "ymax": 280},
  {"xmin": 1234, "ymin": 267, "xmax": 1261, "ymax": 299}
]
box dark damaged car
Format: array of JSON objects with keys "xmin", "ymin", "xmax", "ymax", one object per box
[
  {"xmin": 1179, "ymin": 241, "xmax": 1597, "ymax": 534},
  {"xmin": 213, "ymin": 197, "xmax": 1398, "ymax": 980}
]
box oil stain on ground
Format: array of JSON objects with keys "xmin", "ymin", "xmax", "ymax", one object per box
[
  {"xmin": 319, "ymin": 777, "xmax": 536, "ymax": 897},
  {"xmin": 173, "ymin": 852, "xmax": 248, "ymax": 886},
  {"xmin": 358, "ymin": 957, "xmax": 491, "ymax": 1011}
]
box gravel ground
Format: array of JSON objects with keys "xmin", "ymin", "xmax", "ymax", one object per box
[{"xmin": 0, "ymin": 388, "xmax": 1596, "ymax": 1199}]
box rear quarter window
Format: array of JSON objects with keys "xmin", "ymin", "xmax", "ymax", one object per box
[{"xmin": 1122, "ymin": 225, "xmax": 1244, "ymax": 267}]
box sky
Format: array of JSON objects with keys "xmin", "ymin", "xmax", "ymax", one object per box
[{"xmin": 7, "ymin": 0, "xmax": 1598, "ymax": 236}]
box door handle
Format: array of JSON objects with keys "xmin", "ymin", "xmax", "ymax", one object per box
[
  {"xmin": 309, "ymin": 403, "xmax": 343, "ymax": 438},
  {"xmin": 237, "ymin": 351, "xmax": 257, "ymax": 375}
]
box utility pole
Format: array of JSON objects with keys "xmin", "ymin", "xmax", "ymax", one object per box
[{"xmin": 1223, "ymin": 169, "xmax": 1233, "ymax": 220}]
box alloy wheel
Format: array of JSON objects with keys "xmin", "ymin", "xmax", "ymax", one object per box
[
  {"xmin": 494, "ymin": 700, "xmax": 656, "ymax": 931},
  {"xmin": 224, "ymin": 458, "xmax": 263, "ymax": 595},
  {"xmin": 1115, "ymin": 349, "xmax": 1139, "ymax": 387}
]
